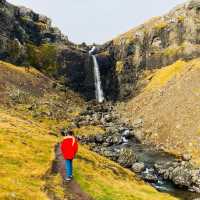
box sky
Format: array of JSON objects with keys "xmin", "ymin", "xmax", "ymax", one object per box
[{"xmin": 8, "ymin": 0, "xmax": 185, "ymax": 44}]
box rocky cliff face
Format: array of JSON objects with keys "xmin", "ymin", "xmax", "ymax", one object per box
[
  {"xmin": 0, "ymin": 0, "xmax": 91, "ymax": 98},
  {"xmin": 97, "ymin": 0, "xmax": 200, "ymax": 100}
]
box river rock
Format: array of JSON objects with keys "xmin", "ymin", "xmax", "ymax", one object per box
[
  {"xmin": 102, "ymin": 149, "xmax": 119, "ymax": 159},
  {"xmin": 182, "ymin": 153, "xmax": 192, "ymax": 161},
  {"xmin": 95, "ymin": 135, "xmax": 104, "ymax": 143},
  {"xmin": 143, "ymin": 174, "xmax": 158, "ymax": 182},
  {"xmin": 112, "ymin": 134, "xmax": 123, "ymax": 144},
  {"xmin": 117, "ymin": 148, "xmax": 137, "ymax": 168},
  {"xmin": 142, "ymin": 169, "xmax": 158, "ymax": 182},
  {"xmin": 132, "ymin": 162, "xmax": 145, "ymax": 173}
]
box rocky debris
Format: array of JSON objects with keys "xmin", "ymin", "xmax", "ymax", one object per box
[
  {"xmin": 154, "ymin": 160, "xmax": 200, "ymax": 192},
  {"xmin": 132, "ymin": 162, "xmax": 145, "ymax": 173}
]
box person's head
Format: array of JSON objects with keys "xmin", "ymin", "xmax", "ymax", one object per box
[
  {"xmin": 61, "ymin": 129, "xmax": 74, "ymax": 136},
  {"xmin": 67, "ymin": 130, "xmax": 74, "ymax": 136}
]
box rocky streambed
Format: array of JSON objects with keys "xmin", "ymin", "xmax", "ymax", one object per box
[{"xmin": 72, "ymin": 103, "xmax": 200, "ymax": 200}]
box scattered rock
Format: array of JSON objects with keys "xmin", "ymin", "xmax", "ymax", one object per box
[
  {"xmin": 117, "ymin": 148, "xmax": 137, "ymax": 168},
  {"xmin": 95, "ymin": 135, "xmax": 104, "ymax": 144},
  {"xmin": 182, "ymin": 153, "xmax": 192, "ymax": 161},
  {"xmin": 132, "ymin": 162, "xmax": 145, "ymax": 173}
]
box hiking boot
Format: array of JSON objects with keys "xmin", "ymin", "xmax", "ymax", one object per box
[{"xmin": 64, "ymin": 177, "xmax": 71, "ymax": 182}]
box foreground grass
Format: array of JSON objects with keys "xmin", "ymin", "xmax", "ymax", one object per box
[
  {"xmin": 0, "ymin": 108, "xmax": 63, "ymax": 199},
  {"xmin": 74, "ymin": 146, "xmax": 178, "ymax": 200}
]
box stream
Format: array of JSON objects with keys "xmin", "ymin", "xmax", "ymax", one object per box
[
  {"xmin": 74, "ymin": 103, "xmax": 200, "ymax": 200},
  {"xmin": 108, "ymin": 137, "xmax": 200, "ymax": 200}
]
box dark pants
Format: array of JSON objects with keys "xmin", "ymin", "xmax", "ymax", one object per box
[{"xmin": 65, "ymin": 159, "xmax": 73, "ymax": 177}]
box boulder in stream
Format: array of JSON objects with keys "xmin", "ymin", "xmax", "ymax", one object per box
[
  {"xmin": 117, "ymin": 148, "xmax": 137, "ymax": 168},
  {"xmin": 132, "ymin": 162, "xmax": 145, "ymax": 173}
]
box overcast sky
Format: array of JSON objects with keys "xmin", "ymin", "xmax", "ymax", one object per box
[{"xmin": 8, "ymin": 0, "xmax": 185, "ymax": 44}]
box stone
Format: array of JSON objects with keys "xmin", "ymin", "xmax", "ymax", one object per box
[
  {"xmin": 18, "ymin": 6, "xmax": 32, "ymax": 17},
  {"xmin": 171, "ymin": 167, "xmax": 192, "ymax": 187},
  {"xmin": 132, "ymin": 162, "xmax": 145, "ymax": 173},
  {"xmin": 95, "ymin": 135, "xmax": 104, "ymax": 143},
  {"xmin": 182, "ymin": 153, "xmax": 192, "ymax": 161},
  {"xmin": 37, "ymin": 14, "xmax": 51, "ymax": 25},
  {"xmin": 143, "ymin": 174, "xmax": 158, "ymax": 182},
  {"xmin": 102, "ymin": 150, "xmax": 119, "ymax": 159},
  {"xmin": 117, "ymin": 148, "xmax": 137, "ymax": 168},
  {"xmin": 112, "ymin": 134, "xmax": 123, "ymax": 144}
]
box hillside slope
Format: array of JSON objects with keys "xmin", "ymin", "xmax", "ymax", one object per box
[{"xmin": 116, "ymin": 58, "xmax": 200, "ymax": 165}]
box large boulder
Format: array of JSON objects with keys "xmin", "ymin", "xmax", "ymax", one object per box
[
  {"xmin": 37, "ymin": 14, "xmax": 51, "ymax": 26},
  {"xmin": 117, "ymin": 148, "xmax": 137, "ymax": 168},
  {"xmin": 132, "ymin": 162, "xmax": 145, "ymax": 173},
  {"xmin": 17, "ymin": 6, "xmax": 32, "ymax": 17}
]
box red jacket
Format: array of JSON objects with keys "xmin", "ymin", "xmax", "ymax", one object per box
[{"xmin": 60, "ymin": 136, "xmax": 78, "ymax": 160}]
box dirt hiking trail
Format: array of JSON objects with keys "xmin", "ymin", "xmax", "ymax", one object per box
[{"xmin": 54, "ymin": 144, "xmax": 93, "ymax": 200}]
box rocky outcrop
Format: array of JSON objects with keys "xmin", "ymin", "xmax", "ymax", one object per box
[
  {"xmin": 97, "ymin": 0, "xmax": 200, "ymax": 100},
  {"xmin": 0, "ymin": 0, "xmax": 68, "ymax": 47},
  {"xmin": 155, "ymin": 160, "xmax": 200, "ymax": 193},
  {"xmin": 0, "ymin": 0, "xmax": 93, "ymax": 99}
]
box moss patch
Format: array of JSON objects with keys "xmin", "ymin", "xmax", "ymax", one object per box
[
  {"xmin": 116, "ymin": 61, "xmax": 124, "ymax": 74},
  {"xmin": 145, "ymin": 60, "xmax": 186, "ymax": 91}
]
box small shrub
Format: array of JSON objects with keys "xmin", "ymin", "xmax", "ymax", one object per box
[
  {"xmin": 26, "ymin": 43, "xmax": 58, "ymax": 75},
  {"xmin": 34, "ymin": 22, "xmax": 48, "ymax": 31},
  {"xmin": 116, "ymin": 61, "xmax": 124, "ymax": 74},
  {"xmin": 154, "ymin": 21, "xmax": 168, "ymax": 31},
  {"xmin": 162, "ymin": 45, "xmax": 184, "ymax": 57},
  {"xmin": 177, "ymin": 16, "xmax": 185, "ymax": 23},
  {"xmin": 9, "ymin": 88, "xmax": 31, "ymax": 104}
]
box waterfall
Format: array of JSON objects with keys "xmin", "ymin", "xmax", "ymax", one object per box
[{"xmin": 91, "ymin": 54, "xmax": 104, "ymax": 103}]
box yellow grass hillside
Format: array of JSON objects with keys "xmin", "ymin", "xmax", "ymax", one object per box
[
  {"xmin": 117, "ymin": 58, "xmax": 200, "ymax": 165},
  {"xmin": 0, "ymin": 108, "xmax": 62, "ymax": 199},
  {"xmin": 145, "ymin": 60, "xmax": 187, "ymax": 91}
]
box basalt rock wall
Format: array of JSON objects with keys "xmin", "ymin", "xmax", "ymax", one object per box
[{"xmin": 97, "ymin": 0, "xmax": 200, "ymax": 100}]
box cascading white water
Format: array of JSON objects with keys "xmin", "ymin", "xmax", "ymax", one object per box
[{"xmin": 92, "ymin": 55, "xmax": 104, "ymax": 103}]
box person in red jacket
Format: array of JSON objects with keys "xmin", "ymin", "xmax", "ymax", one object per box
[{"xmin": 60, "ymin": 129, "xmax": 78, "ymax": 182}]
